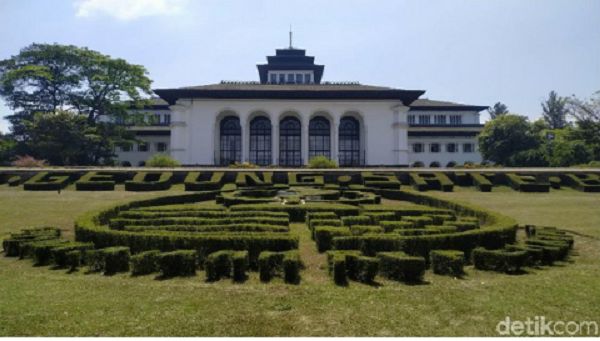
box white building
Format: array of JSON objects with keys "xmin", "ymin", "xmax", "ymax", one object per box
[{"xmin": 116, "ymin": 46, "xmax": 486, "ymax": 167}]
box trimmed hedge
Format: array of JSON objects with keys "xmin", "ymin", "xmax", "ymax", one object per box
[
  {"xmin": 409, "ymin": 172, "xmax": 454, "ymax": 192},
  {"xmin": 403, "ymin": 216, "xmax": 434, "ymax": 228},
  {"xmin": 506, "ymin": 173, "xmax": 550, "ymax": 192},
  {"xmin": 205, "ymin": 250, "xmax": 249, "ymax": 282},
  {"xmin": 88, "ymin": 247, "xmax": 131, "ymax": 275},
  {"xmin": 306, "ymin": 212, "xmax": 338, "ymax": 222},
  {"xmin": 24, "ymin": 172, "xmax": 73, "ymax": 191},
  {"xmin": 361, "ymin": 172, "xmax": 401, "ymax": 189},
  {"xmin": 230, "ymin": 203, "xmax": 360, "ymax": 222},
  {"xmin": 288, "ymin": 172, "xmax": 324, "ymax": 186},
  {"xmin": 184, "ymin": 172, "xmax": 224, "ymax": 191},
  {"xmin": 364, "ymin": 212, "xmax": 396, "ymax": 224},
  {"xmin": 341, "ymin": 215, "xmax": 372, "ymax": 227},
  {"xmin": 258, "ymin": 250, "xmax": 301, "ymax": 284},
  {"xmin": 51, "ymin": 242, "xmax": 95, "ymax": 268},
  {"xmin": 123, "ymin": 223, "xmax": 289, "ymax": 234},
  {"xmin": 471, "ymin": 173, "xmax": 493, "ymax": 192},
  {"xmin": 3, "ymin": 227, "xmax": 62, "ymax": 257},
  {"xmin": 75, "ymin": 172, "xmax": 116, "ymax": 191},
  {"xmin": 65, "ymin": 250, "xmax": 81, "ymax": 271},
  {"xmin": 326, "ymin": 251, "xmax": 378, "ymax": 285},
  {"xmin": 235, "ymin": 172, "xmax": 273, "ymax": 187},
  {"xmin": 159, "ymin": 250, "xmax": 197, "ymax": 277},
  {"xmin": 131, "ymin": 250, "xmax": 161, "ymax": 275},
  {"xmin": 125, "ymin": 172, "xmax": 172, "ymax": 191},
  {"xmin": 350, "ymin": 225, "xmax": 383, "ymax": 235},
  {"xmin": 430, "ymin": 250, "xmax": 464, "ymax": 276},
  {"xmin": 309, "ymin": 219, "xmax": 341, "ymax": 239},
  {"xmin": 30, "ymin": 240, "xmax": 70, "ymax": 265},
  {"xmin": 561, "ymin": 173, "xmax": 600, "ymax": 192},
  {"xmin": 315, "ymin": 226, "xmax": 351, "ymax": 252},
  {"xmin": 377, "ymin": 251, "xmax": 426, "ymax": 282},
  {"xmin": 472, "ymin": 247, "xmax": 527, "ymax": 273},
  {"xmin": 379, "ymin": 221, "xmax": 415, "ymax": 232},
  {"xmin": 109, "ymin": 216, "xmax": 289, "ymax": 229}
]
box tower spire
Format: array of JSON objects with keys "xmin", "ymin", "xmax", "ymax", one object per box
[{"xmin": 289, "ymin": 25, "xmax": 293, "ymax": 49}]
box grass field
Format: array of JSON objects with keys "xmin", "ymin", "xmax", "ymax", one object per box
[{"xmin": 1, "ymin": 185, "xmax": 599, "ymax": 336}]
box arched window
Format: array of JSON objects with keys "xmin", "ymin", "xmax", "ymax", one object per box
[
  {"xmin": 412, "ymin": 161, "xmax": 424, "ymax": 167},
  {"xmin": 249, "ymin": 116, "xmax": 272, "ymax": 166},
  {"xmin": 338, "ymin": 116, "xmax": 361, "ymax": 166},
  {"xmin": 430, "ymin": 161, "xmax": 441, "ymax": 168},
  {"xmin": 219, "ymin": 116, "xmax": 241, "ymax": 165},
  {"xmin": 309, "ymin": 116, "xmax": 331, "ymax": 160},
  {"xmin": 446, "ymin": 161, "xmax": 457, "ymax": 168},
  {"xmin": 279, "ymin": 116, "xmax": 302, "ymax": 166}
]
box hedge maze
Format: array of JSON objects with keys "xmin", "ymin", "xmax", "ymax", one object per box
[
  {"xmin": 2, "ymin": 169, "xmax": 599, "ymax": 193},
  {"xmin": 0, "ymin": 169, "xmax": 583, "ymax": 287}
]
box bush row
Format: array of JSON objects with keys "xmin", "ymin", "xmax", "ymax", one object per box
[
  {"xmin": 327, "ymin": 250, "xmax": 378, "ymax": 285},
  {"xmin": 258, "ymin": 250, "xmax": 301, "ymax": 284},
  {"xmin": 430, "ymin": 250, "xmax": 464, "ymax": 276},
  {"xmin": 230, "ymin": 203, "xmax": 360, "ymax": 222},
  {"xmin": 184, "ymin": 172, "xmax": 224, "ymax": 191},
  {"xmin": 124, "ymin": 172, "xmax": 172, "ymax": 191},
  {"xmin": 75, "ymin": 172, "xmax": 116, "ymax": 191},
  {"xmin": 118, "ymin": 210, "xmax": 289, "ymax": 220},
  {"xmin": 23, "ymin": 172, "xmax": 73, "ymax": 191},
  {"xmin": 377, "ymin": 251, "xmax": 426, "ymax": 282},
  {"xmin": 505, "ymin": 173, "xmax": 550, "ymax": 193},
  {"xmin": 205, "ymin": 250, "xmax": 249, "ymax": 282},
  {"xmin": 123, "ymin": 223, "xmax": 289, "ymax": 233},
  {"xmin": 109, "ymin": 216, "xmax": 289, "ymax": 229}
]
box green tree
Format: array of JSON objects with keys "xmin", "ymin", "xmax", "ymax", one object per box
[
  {"xmin": 542, "ymin": 91, "xmax": 568, "ymax": 129},
  {"xmin": 487, "ymin": 102, "xmax": 509, "ymax": 120},
  {"xmin": 478, "ymin": 114, "xmax": 541, "ymax": 165},
  {"xmin": 567, "ymin": 91, "xmax": 600, "ymax": 160},
  {"xmin": 549, "ymin": 140, "xmax": 593, "ymax": 167},
  {"xmin": 0, "ymin": 43, "xmax": 152, "ymax": 165},
  {"xmin": 0, "ymin": 132, "xmax": 16, "ymax": 165}
]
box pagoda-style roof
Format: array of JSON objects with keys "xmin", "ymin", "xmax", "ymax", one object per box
[
  {"xmin": 154, "ymin": 82, "xmax": 425, "ymax": 105},
  {"xmin": 257, "ymin": 48, "xmax": 325, "ymax": 84}
]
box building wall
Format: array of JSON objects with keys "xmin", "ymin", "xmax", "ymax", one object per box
[
  {"xmin": 169, "ymin": 99, "xmax": 412, "ymax": 166},
  {"xmin": 115, "ymin": 134, "xmax": 170, "ymax": 166},
  {"xmin": 408, "ymin": 136, "xmax": 482, "ymax": 167}
]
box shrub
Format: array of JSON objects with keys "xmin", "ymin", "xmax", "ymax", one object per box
[
  {"xmin": 364, "ymin": 212, "xmax": 396, "ymax": 224},
  {"xmin": 287, "ymin": 172, "xmax": 324, "ymax": 186},
  {"xmin": 145, "ymin": 154, "xmax": 180, "ymax": 167},
  {"xmin": 326, "ymin": 251, "xmax": 362, "ymax": 286},
  {"xmin": 235, "ymin": 172, "xmax": 273, "ymax": 186},
  {"xmin": 314, "ymin": 226, "xmax": 351, "ymax": 252},
  {"xmin": 11, "ymin": 155, "xmax": 47, "ymax": 167},
  {"xmin": 125, "ymin": 172, "xmax": 173, "ymax": 191},
  {"xmin": 51, "ymin": 242, "xmax": 95, "ymax": 268},
  {"xmin": 258, "ymin": 250, "xmax": 301, "ymax": 284},
  {"xmin": 430, "ymin": 250, "xmax": 464, "ymax": 276},
  {"xmin": 308, "ymin": 156, "xmax": 338, "ymax": 169},
  {"xmin": 65, "ymin": 250, "xmax": 81, "ymax": 271},
  {"xmin": 355, "ymin": 256, "xmax": 379, "ymax": 283},
  {"xmin": 309, "ymin": 219, "xmax": 341, "ymax": 239},
  {"xmin": 23, "ymin": 171, "xmax": 72, "ymax": 191},
  {"xmin": 184, "ymin": 172, "xmax": 225, "ymax": 191},
  {"xmin": 103, "ymin": 247, "xmax": 131, "ymax": 274},
  {"xmin": 75, "ymin": 172, "xmax": 116, "ymax": 191},
  {"xmin": 471, "ymin": 173, "xmax": 494, "ymax": 192},
  {"xmin": 230, "ymin": 202, "xmax": 359, "ymax": 222},
  {"xmin": 361, "ymin": 172, "xmax": 400, "ymax": 189},
  {"xmin": 504, "ymin": 244, "xmax": 544, "ymax": 266},
  {"xmin": 377, "ymin": 251, "xmax": 426, "ymax": 282},
  {"xmin": 505, "ymin": 173, "xmax": 550, "ymax": 192},
  {"xmin": 379, "ymin": 221, "xmax": 414, "ymax": 232},
  {"xmin": 426, "ymin": 214, "xmax": 455, "ymax": 225},
  {"xmin": 341, "ymin": 215, "xmax": 372, "ymax": 227},
  {"xmin": 205, "ymin": 250, "xmax": 233, "ymax": 282},
  {"xmin": 561, "ymin": 173, "xmax": 600, "ymax": 192},
  {"xmin": 350, "ymin": 225, "xmax": 383, "ymax": 235},
  {"xmin": 306, "ymin": 212, "xmax": 338, "ymax": 223},
  {"xmin": 131, "ymin": 250, "xmax": 161, "ymax": 275},
  {"xmin": 30, "ymin": 240, "xmax": 70, "ymax": 265},
  {"xmin": 3, "ymin": 227, "xmax": 62, "ymax": 257},
  {"xmin": 159, "ymin": 250, "xmax": 197, "ymax": 277},
  {"xmin": 409, "ymin": 173, "xmax": 454, "ymax": 192},
  {"xmin": 7, "ymin": 175, "xmax": 21, "ymax": 186},
  {"xmin": 403, "ymin": 216, "xmax": 434, "ymax": 228},
  {"xmin": 472, "ymin": 247, "xmax": 527, "ymax": 274}
]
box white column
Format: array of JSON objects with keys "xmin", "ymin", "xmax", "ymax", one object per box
[
  {"xmin": 331, "ymin": 113, "xmax": 340, "ymax": 164},
  {"xmin": 392, "ymin": 104, "xmax": 411, "ymax": 166},
  {"xmin": 272, "ymin": 120, "xmax": 279, "ymax": 165},
  {"xmin": 301, "ymin": 116, "xmax": 309, "ymax": 165},
  {"xmin": 241, "ymin": 114, "xmax": 249, "ymax": 163},
  {"xmin": 168, "ymin": 101, "xmax": 190, "ymax": 165}
]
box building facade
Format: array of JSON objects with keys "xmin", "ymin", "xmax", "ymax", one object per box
[{"xmin": 116, "ymin": 46, "xmax": 486, "ymax": 167}]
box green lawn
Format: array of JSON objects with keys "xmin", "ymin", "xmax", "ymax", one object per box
[{"xmin": 1, "ymin": 185, "xmax": 599, "ymax": 336}]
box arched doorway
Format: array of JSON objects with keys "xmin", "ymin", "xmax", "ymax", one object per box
[
  {"xmin": 279, "ymin": 116, "xmax": 302, "ymax": 166},
  {"xmin": 219, "ymin": 116, "xmax": 241, "ymax": 165},
  {"xmin": 309, "ymin": 116, "xmax": 331, "ymax": 160},
  {"xmin": 249, "ymin": 116, "xmax": 272, "ymax": 166},
  {"xmin": 338, "ymin": 116, "xmax": 361, "ymax": 166}
]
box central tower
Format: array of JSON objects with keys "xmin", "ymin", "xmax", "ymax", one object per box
[{"xmin": 256, "ymin": 47, "xmax": 325, "ymax": 84}]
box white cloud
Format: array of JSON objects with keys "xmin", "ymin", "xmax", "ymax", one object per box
[{"xmin": 74, "ymin": 0, "xmax": 187, "ymax": 21}]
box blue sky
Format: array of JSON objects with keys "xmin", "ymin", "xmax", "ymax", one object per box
[{"xmin": 0, "ymin": 0, "xmax": 599, "ymax": 132}]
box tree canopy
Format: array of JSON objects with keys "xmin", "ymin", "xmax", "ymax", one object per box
[
  {"xmin": 542, "ymin": 91, "xmax": 568, "ymax": 129},
  {"xmin": 0, "ymin": 43, "xmax": 153, "ymax": 165},
  {"xmin": 487, "ymin": 102, "xmax": 509, "ymax": 120}
]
